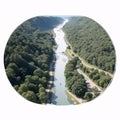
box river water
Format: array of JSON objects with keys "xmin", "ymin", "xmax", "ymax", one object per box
[{"xmin": 51, "ymin": 19, "xmax": 73, "ymax": 105}]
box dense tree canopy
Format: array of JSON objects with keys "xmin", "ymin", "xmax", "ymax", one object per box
[
  {"xmin": 63, "ymin": 17, "xmax": 116, "ymax": 73},
  {"xmin": 65, "ymin": 57, "xmax": 88, "ymax": 98},
  {"xmin": 4, "ymin": 16, "xmax": 63, "ymax": 103}
]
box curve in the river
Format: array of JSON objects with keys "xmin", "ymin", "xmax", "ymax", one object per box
[{"xmin": 51, "ymin": 19, "xmax": 73, "ymax": 105}]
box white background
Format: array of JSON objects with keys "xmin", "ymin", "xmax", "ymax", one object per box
[{"xmin": 0, "ymin": 0, "xmax": 120, "ymax": 120}]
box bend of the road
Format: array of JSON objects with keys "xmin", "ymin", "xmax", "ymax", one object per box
[{"xmin": 65, "ymin": 37, "xmax": 113, "ymax": 78}]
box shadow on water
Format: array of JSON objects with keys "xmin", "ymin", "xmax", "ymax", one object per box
[
  {"xmin": 51, "ymin": 93, "xmax": 58, "ymax": 104},
  {"xmin": 54, "ymin": 77, "xmax": 57, "ymax": 81}
]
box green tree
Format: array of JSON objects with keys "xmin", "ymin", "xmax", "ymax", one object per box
[
  {"xmin": 18, "ymin": 83, "xmax": 28, "ymax": 94},
  {"xmin": 6, "ymin": 67, "xmax": 16, "ymax": 85},
  {"xmin": 71, "ymin": 79, "xmax": 87, "ymax": 98},
  {"xmin": 84, "ymin": 92, "xmax": 93, "ymax": 101},
  {"xmin": 22, "ymin": 91, "xmax": 37, "ymax": 102},
  {"xmin": 38, "ymin": 87, "xmax": 47, "ymax": 103},
  {"xmin": 33, "ymin": 68, "xmax": 43, "ymax": 77}
]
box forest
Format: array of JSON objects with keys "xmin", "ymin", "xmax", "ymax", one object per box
[
  {"xmin": 4, "ymin": 16, "xmax": 63, "ymax": 103},
  {"xmin": 65, "ymin": 57, "xmax": 101, "ymax": 101},
  {"xmin": 63, "ymin": 17, "xmax": 116, "ymax": 73},
  {"xmin": 65, "ymin": 57, "xmax": 87, "ymax": 98}
]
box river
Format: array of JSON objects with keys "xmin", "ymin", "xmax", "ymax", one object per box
[{"xmin": 51, "ymin": 19, "xmax": 73, "ymax": 105}]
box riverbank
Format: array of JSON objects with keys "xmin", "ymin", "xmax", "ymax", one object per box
[
  {"xmin": 46, "ymin": 52, "xmax": 56, "ymax": 103},
  {"xmin": 63, "ymin": 29, "xmax": 103, "ymax": 102},
  {"xmin": 66, "ymin": 90, "xmax": 86, "ymax": 104}
]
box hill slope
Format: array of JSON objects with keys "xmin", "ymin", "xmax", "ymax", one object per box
[
  {"xmin": 4, "ymin": 16, "xmax": 63, "ymax": 103},
  {"xmin": 63, "ymin": 17, "xmax": 116, "ymax": 73}
]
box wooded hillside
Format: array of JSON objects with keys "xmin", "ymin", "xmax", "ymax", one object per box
[
  {"xmin": 63, "ymin": 17, "xmax": 115, "ymax": 73},
  {"xmin": 4, "ymin": 16, "xmax": 63, "ymax": 103}
]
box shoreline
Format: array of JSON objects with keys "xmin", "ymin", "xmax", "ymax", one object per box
[
  {"xmin": 50, "ymin": 20, "xmax": 74, "ymax": 105},
  {"xmin": 63, "ymin": 28, "xmax": 86, "ymax": 105},
  {"xmin": 66, "ymin": 89, "xmax": 85, "ymax": 104}
]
